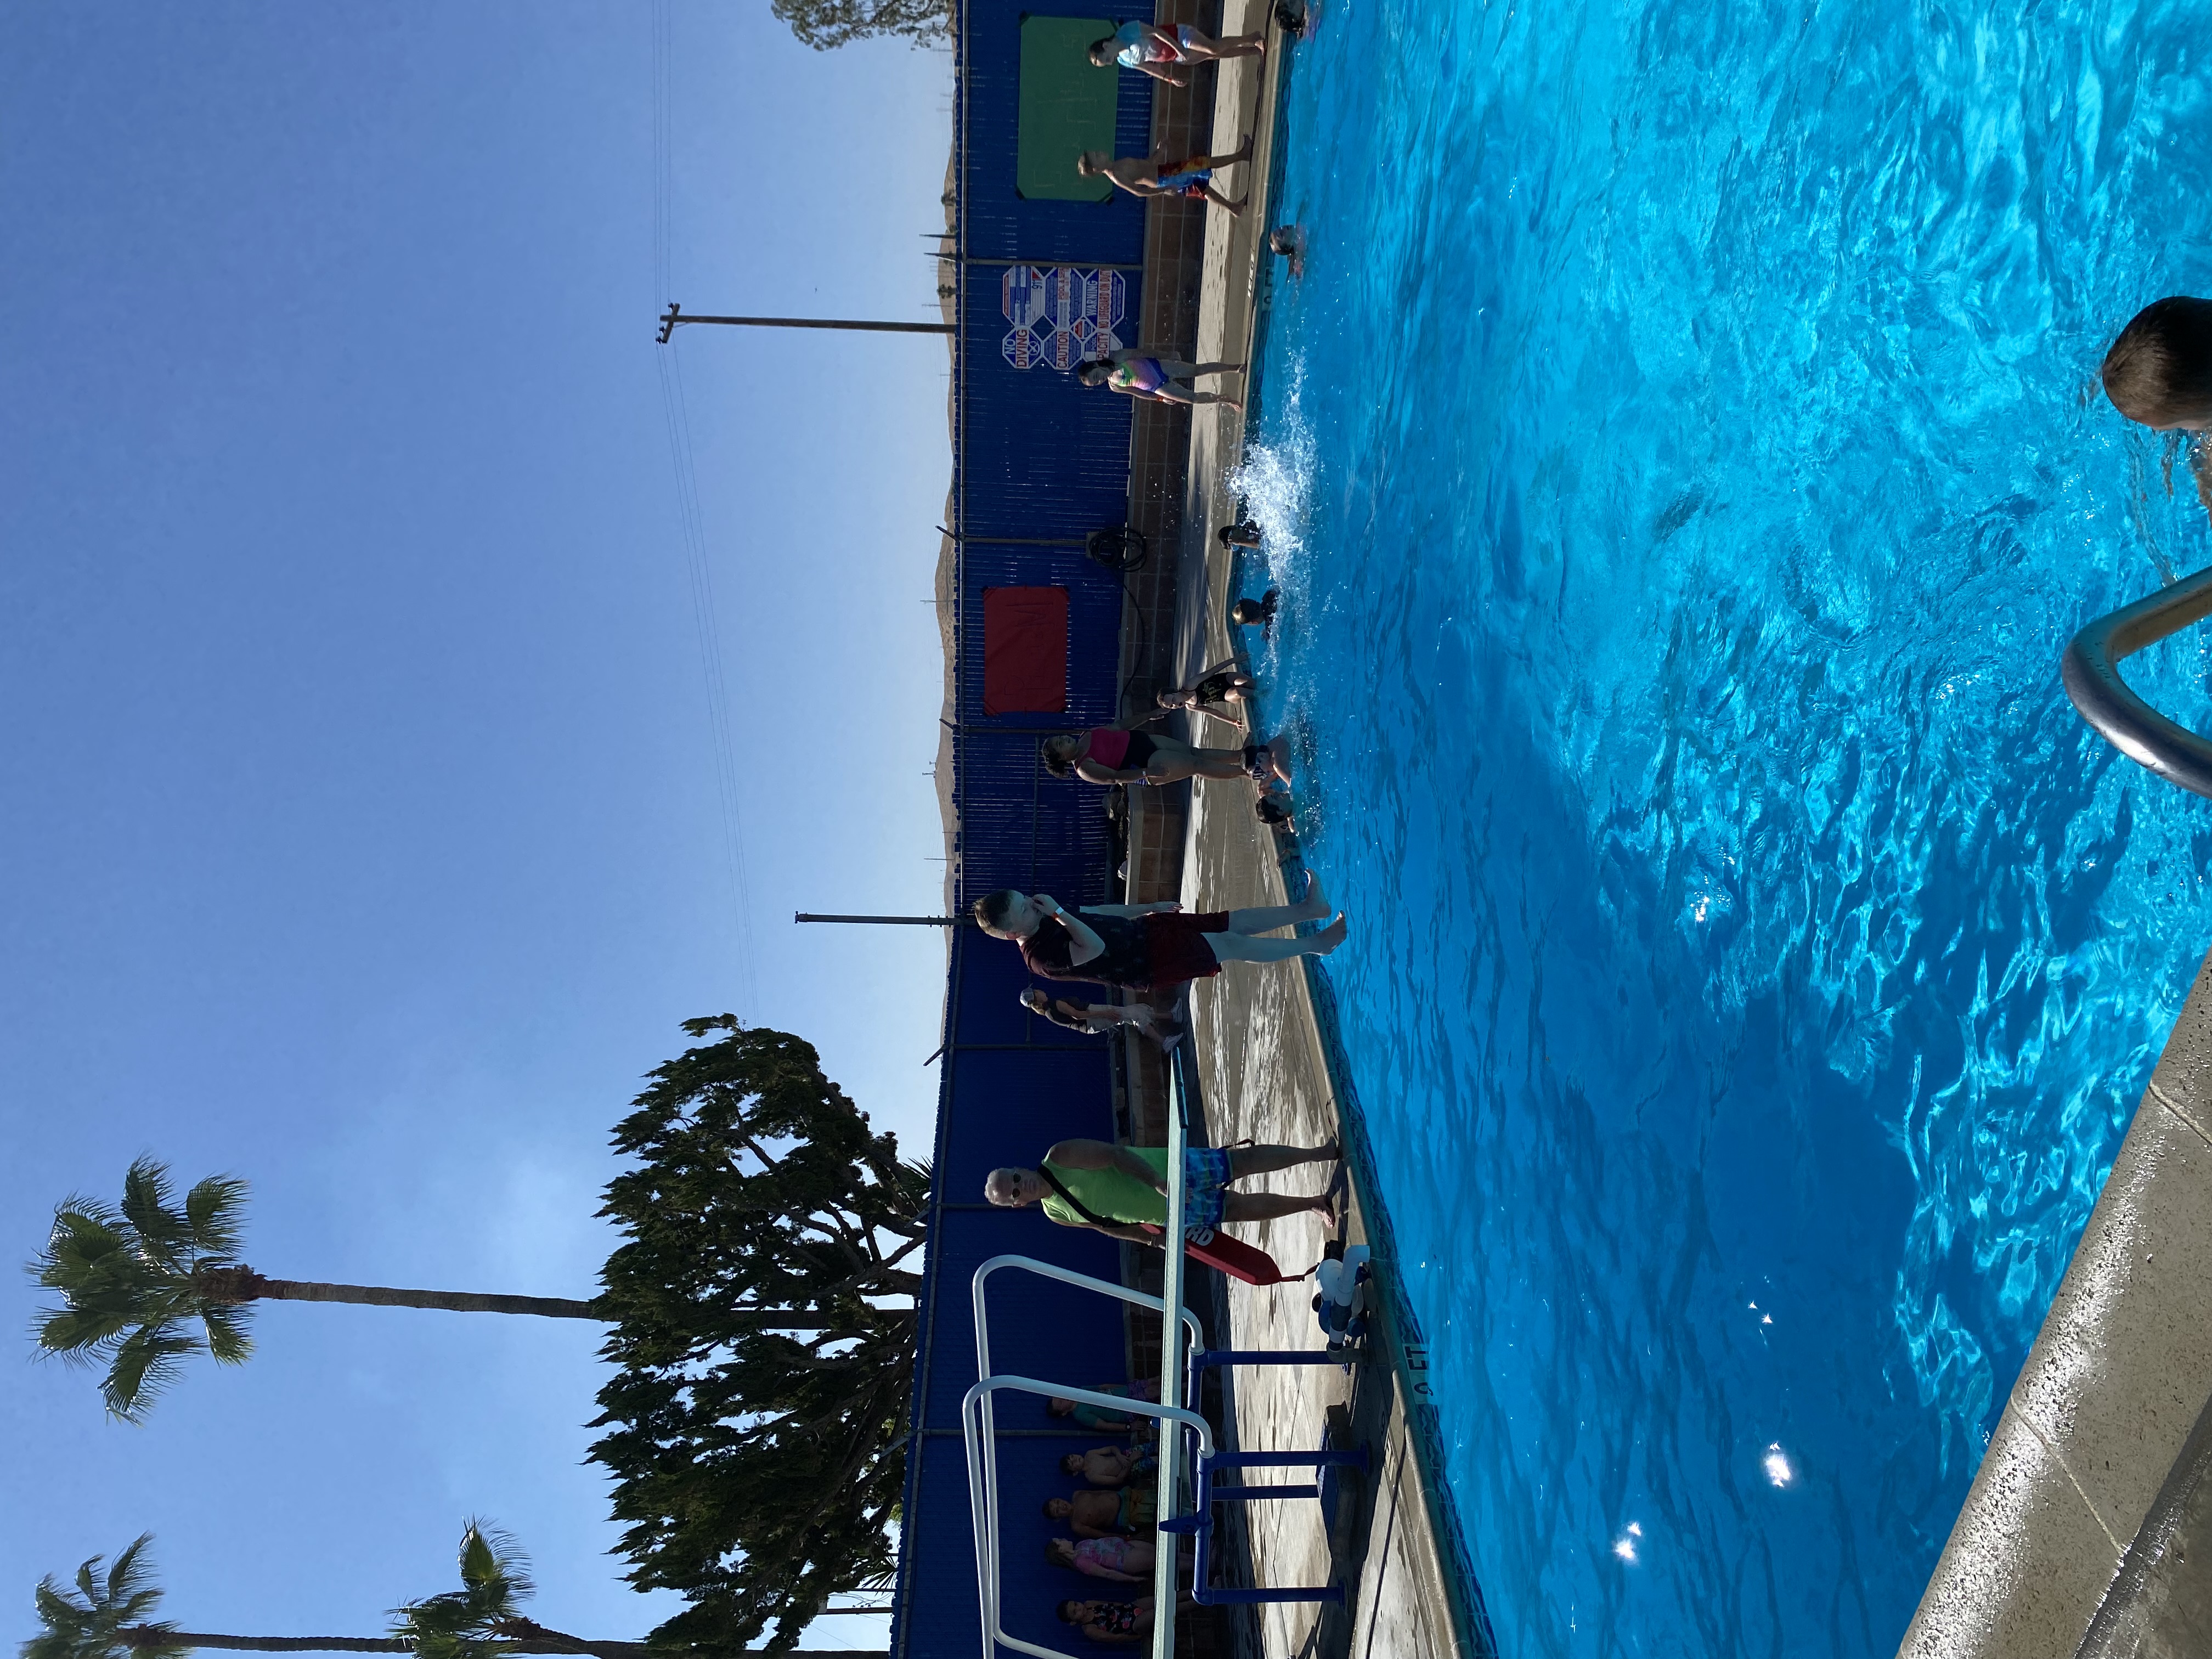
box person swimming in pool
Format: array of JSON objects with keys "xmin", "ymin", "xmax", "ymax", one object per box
[
  {"xmin": 1217, "ymin": 518, "xmax": 1263, "ymax": 549},
  {"xmin": 1076, "ymin": 138, "xmax": 1253, "ymax": 215},
  {"xmin": 1088, "ymin": 20, "xmax": 1266, "ymax": 85},
  {"xmin": 1267, "ymin": 224, "xmax": 1306, "ymax": 277},
  {"xmin": 2102, "ymin": 296, "xmax": 2212, "ymax": 517},
  {"xmin": 970, "ymin": 878, "xmax": 1346, "ymax": 990},
  {"xmin": 1040, "ymin": 723, "xmax": 1289, "ymax": 785},
  {"xmin": 1231, "ymin": 590, "xmax": 1279, "ymax": 637},
  {"xmin": 1076, "ymin": 349, "xmax": 1244, "ymax": 409},
  {"xmin": 985, "ymin": 1136, "xmax": 1342, "ymax": 1242}
]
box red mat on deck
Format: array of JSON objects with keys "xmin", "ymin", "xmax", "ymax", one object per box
[{"xmin": 981, "ymin": 585, "xmax": 1069, "ymax": 715}]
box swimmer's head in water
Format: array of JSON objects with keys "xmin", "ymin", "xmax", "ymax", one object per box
[
  {"xmin": 1076, "ymin": 360, "xmax": 1113, "ymax": 387},
  {"xmin": 1087, "ymin": 38, "xmax": 1117, "ymax": 66},
  {"xmin": 2103, "ymin": 297, "xmax": 2212, "ymax": 431},
  {"xmin": 1231, "ymin": 594, "xmax": 1277, "ymax": 625},
  {"xmin": 1076, "ymin": 150, "xmax": 1107, "ymax": 177}
]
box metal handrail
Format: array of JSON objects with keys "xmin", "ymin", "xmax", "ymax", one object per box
[
  {"xmin": 2062, "ymin": 563, "xmax": 2212, "ymax": 797},
  {"xmin": 964, "ymin": 1248, "xmax": 1205, "ymax": 1659}
]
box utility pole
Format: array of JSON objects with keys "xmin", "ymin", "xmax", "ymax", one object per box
[
  {"xmin": 795, "ymin": 913, "xmax": 967, "ymax": 927},
  {"xmin": 658, "ymin": 302, "xmax": 953, "ymax": 343}
]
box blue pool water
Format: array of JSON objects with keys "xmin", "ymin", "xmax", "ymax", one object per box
[{"xmin": 1239, "ymin": 1, "xmax": 2212, "ymax": 1652}]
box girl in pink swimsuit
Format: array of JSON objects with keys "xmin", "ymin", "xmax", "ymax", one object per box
[{"xmin": 1045, "ymin": 1535, "xmax": 1155, "ymax": 1582}]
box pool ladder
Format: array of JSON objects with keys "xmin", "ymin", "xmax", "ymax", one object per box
[{"xmin": 2064, "ymin": 564, "xmax": 2212, "ymax": 797}]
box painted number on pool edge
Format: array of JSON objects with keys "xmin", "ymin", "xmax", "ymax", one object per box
[{"xmin": 1406, "ymin": 1343, "xmax": 1434, "ymax": 1397}]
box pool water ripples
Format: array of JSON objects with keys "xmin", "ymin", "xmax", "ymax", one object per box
[{"xmin": 1237, "ymin": 0, "xmax": 2212, "ymax": 1651}]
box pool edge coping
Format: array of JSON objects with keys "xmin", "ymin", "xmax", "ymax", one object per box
[{"xmin": 1900, "ymin": 935, "xmax": 2212, "ymax": 1658}]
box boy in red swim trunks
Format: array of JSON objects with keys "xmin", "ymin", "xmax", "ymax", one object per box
[{"xmin": 969, "ymin": 873, "xmax": 1346, "ymax": 990}]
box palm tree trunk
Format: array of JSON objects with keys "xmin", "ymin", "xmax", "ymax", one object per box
[
  {"xmin": 126, "ymin": 1636, "xmax": 409, "ymax": 1652},
  {"xmin": 124, "ymin": 1631, "xmax": 879, "ymax": 1659},
  {"xmin": 233, "ymin": 1275, "xmax": 602, "ymax": 1318},
  {"xmin": 191, "ymin": 1267, "xmax": 830, "ymax": 1327}
]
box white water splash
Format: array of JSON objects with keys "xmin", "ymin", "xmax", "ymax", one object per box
[{"xmin": 1227, "ymin": 356, "xmax": 1317, "ymax": 592}]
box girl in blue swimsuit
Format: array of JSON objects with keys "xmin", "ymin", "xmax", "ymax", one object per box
[{"xmin": 1076, "ymin": 349, "xmax": 1244, "ymax": 410}]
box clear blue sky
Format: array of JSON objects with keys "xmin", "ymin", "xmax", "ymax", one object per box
[{"xmin": 1, "ymin": 3, "xmax": 952, "ymax": 1649}]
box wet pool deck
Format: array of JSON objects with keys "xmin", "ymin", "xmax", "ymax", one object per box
[{"xmin": 1141, "ymin": 11, "xmax": 1488, "ymax": 1658}]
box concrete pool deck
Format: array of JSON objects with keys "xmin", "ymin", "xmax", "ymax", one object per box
[{"xmin": 1901, "ymin": 940, "xmax": 2212, "ymax": 1659}]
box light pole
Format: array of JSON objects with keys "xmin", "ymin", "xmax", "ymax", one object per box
[{"xmin": 658, "ymin": 302, "xmax": 954, "ymax": 343}]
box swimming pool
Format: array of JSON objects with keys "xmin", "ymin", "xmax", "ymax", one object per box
[{"xmin": 1238, "ymin": 0, "xmax": 2212, "ymax": 1651}]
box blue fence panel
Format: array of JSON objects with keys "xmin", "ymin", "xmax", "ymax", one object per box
[
  {"xmin": 958, "ymin": 269, "xmax": 1141, "ymax": 538},
  {"xmin": 961, "ymin": 0, "xmax": 1153, "ymax": 267},
  {"xmin": 950, "ymin": 939, "xmax": 1118, "ymax": 1045},
  {"xmin": 916, "ymin": 1211, "xmax": 1127, "ymax": 1425},
  {"xmin": 896, "ymin": 3, "xmax": 1165, "ymax": 1652}
]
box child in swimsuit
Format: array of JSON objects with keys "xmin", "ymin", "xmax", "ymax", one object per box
[
  {"xmin": 1231, "ymin": 589, "xmax": 1279, "ymax": 639},
  {"xmin": 1058, "ymin": 1599, "xmax": 1146, "ymax": 1640},
  {"xmin": 1152, "ymin": 163, "xmax": 1212, "ymax": 199},
  {"xmin": 1047, "ymin": 1379, "xmax": 1160, "ymax": 1430},
  {"xmin": 1075, "ymin": 352, "xmax": 1245, "ymax": 409},
  {"xmin": 1086, "ymin": 21, "xmax": 1265, "ymax": 79},
  {"xmin": 1077, "ymin": 1535, "xmax": 1144, "ymax": 1578}
]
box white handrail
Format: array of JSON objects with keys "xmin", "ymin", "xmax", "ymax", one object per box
[
  {"xmin": 964, "ymin": 1256, "xmax": 1205, "ymax": 1659},
  {"xmin": 969, "ymin": 1255, "xmax": 1205, "ymax": 1385},
  {"xmin": 1153, "ymin": 1070, "xmax": 1190, "ymax": 1659},
  {"xmin": 961, "ymin": 1376, "xmax": 1214, "ymax": 1659}
]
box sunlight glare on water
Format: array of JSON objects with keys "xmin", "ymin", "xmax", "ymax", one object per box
[{"xmin": 1237, "ymin": 0, "xmax": 2212, "ymax": 1651}]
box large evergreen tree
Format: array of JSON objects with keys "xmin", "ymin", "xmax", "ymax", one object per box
[
  {"xmin": 590, "ymin": 1019, "xmax": 928, "ymax": 1655},
  {"xmin": 768, "ymin": 0, "xmax": 950, "ymax": 50}
]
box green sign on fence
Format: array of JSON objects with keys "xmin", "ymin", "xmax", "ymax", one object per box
[{"xmin": 1016, "ymin": 16, "xmax": 1119, "ymax": 201}]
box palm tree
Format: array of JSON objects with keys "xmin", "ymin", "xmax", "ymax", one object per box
[
  {"xmin": 391, "ymin": 1522, "xmax": 645, "ymax": 1659},
  {"xmin": 22, "ymin": 1534, "xmax": 879, "ymax": 1659},
  {"xmin": 30, "ymin": 1158, "xmax": 826, "ymax": 1420}
]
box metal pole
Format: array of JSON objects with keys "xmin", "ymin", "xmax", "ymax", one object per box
[
  {"xmin": 794, "ymin": 913, "xmax": 966, "ymax": 926},
  {"xmin": 659, "ymin": 302, "xmax": 953, "ymax": 343}
]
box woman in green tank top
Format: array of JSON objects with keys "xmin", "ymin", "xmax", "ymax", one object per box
[{"xmin": 983, "ymin": 1137, "xmax": 1340, "ymax": 1237}]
